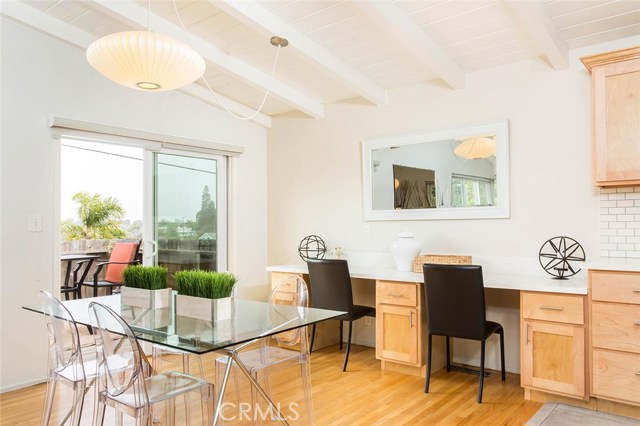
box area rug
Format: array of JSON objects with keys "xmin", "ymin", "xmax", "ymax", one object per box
[{"xmin": 526, "ymin": 403, "xmax": 639, "ymax": 426}]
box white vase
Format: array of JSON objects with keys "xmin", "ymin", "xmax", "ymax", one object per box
[{"xmin": 390, "ymin": 230, "xmax": 421, "ymax": 272}]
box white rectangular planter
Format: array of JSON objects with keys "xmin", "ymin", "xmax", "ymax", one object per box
[
  {"xmin": 175, "ymin": 294, "xmax": 232, "ymax": 321},
  {"xmin": 120, "ymin": 287, "xmax": 172, "ymax": 328},
  {"xmin": 121, "ymin": 286, "xmax": 172, "ymax": 309}
]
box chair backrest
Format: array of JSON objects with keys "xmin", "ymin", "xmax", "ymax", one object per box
[
  {"xmin": 268, "ymin": 275, "xmax": 309, "ymax": 348},
  {"xmin": 422, "ymin": 264, "xmax": 487, "ymax": 340},
  {"xmin": 104, "ymin": 240, "xmax": 141, "ymax": 283},
  {"xmin": 88, "ymin": 302, "xmax": 146, "ymax": 403},
  {"xmin": 306, "ymin": 259, "xmax": 353, "ymax": 314},
  {"xmin": 39, "ymin": 291, "xmax": 84, "ymax": 378}
]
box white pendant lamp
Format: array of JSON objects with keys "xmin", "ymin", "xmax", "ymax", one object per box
[
  {"xmin": 86, "ymin": 31, "xmax": 206, "ymax": 91},
  {"xmin": 454, "ymin": 136, "xmax": 496, "ymax": 159}
]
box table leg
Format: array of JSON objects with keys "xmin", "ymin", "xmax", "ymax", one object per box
[
  {"xmin": 212, "ymin": 354, "xmax": 234, "ymax": 426},
  {"xmin": 228, "ymin": 351, "xmax": 291, "ymax": 426}
]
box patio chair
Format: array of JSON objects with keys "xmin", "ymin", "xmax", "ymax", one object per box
[{"xmin": 77, "ymin": 240, "xmax": 141, "ymax": 297}]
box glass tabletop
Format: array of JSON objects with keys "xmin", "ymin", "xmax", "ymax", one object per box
[{"xmin": 23, "ymin": 294, "xmax": 345, "ymax": 354}]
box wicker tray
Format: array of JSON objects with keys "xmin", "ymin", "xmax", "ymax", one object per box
[{"xmin": 413, "ymin": 254, "xmax": 472, "ymax": 273}]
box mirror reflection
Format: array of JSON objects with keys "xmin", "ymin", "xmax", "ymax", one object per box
[
  {"xmin": 373, "ymin": 134, "xmax": 497, "ymax": 210},
  {"xmin": 362, "ymin": 120, "xmax": 509, "ymax": 221}
]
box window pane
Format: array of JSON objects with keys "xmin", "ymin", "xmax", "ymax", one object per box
[
  {"xmin": 155, "ymin": 154, "xmax": 219, "ymax": 284},
  {"xmin": 451, "ymin": 178, "xmax": 463, "ymax": 208},
  {"xmin": 464, "ymin": 180, "xmax": 477, "ymax": 206}
]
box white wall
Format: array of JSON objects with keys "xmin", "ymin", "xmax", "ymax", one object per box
[
  {"xmin": 0, "ymin": 17, "xmax": 269, "ymax": 391},
  {"xmin": 267, "ymin": 36, "xmax": 640, "ymax": 372}
]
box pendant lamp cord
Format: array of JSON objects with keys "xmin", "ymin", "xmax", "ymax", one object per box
[
  {"xmin": 147, "ymin": 0, "xmax": 151, "ymax": 34},
  {"xmin": 172, "ymin": 0, "xmax": 281, "ymax": 121}
]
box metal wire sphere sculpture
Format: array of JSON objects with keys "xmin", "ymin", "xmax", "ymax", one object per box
[{"xmin": 298, "ymin": 235, "xmax": 327, "ymax": 261}]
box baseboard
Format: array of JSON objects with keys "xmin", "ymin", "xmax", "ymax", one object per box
[
  {"xmin": 347, "ymin": 338, "xmax": 375, "ymax": 348},
  {"xmin": 453, "ymin": 355, "xmax": 520, "ymax": 375},
  {"xmin": 1, "ymin": 377, "xmax": 46, "ymax": 394}
]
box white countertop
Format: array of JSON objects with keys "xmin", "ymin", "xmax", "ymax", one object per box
[
  {"xmin": 587, "ymin": 257, "xmax": 640, "ymax": 273},
  {"xmin": 266, "ymin": 264, "xmax": 589, "ymax": 295}
]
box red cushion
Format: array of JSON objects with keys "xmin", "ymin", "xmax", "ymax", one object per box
[{"xmin": 104, "ymin": 243, "xmax": 138, "ymax": 283}]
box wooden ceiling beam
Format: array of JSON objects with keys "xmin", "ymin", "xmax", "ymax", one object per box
[
  {"xmin": 213, "ymin": 0, "xmax": 388, "ymax": 106},
  {"xmin": 500, "ymin": 0, "xmax": 569, "ymax": 70},
  {"xmin": 353, "ymin": 0, "xmax": 467, "ymax": 90}
]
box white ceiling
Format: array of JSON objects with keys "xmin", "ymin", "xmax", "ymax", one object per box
[{"xmin": 4, "ymin": 0, "xmax": 640, "ymax": 125}]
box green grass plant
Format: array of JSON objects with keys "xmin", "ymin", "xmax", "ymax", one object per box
[
  {"xmin": 175, "ymin": 270, "xmax": 238, "ymax": 299},
  {"xmin": 123, "ymin": 265, "xmax": 168, "ymax": 290}
]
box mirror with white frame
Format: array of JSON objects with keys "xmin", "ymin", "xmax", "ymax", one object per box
[{"xmin": 362, "ymin": 120, "xmax": 509, "ymax": 221}]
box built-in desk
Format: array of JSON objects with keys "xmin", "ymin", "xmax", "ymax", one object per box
[
  {"xmin": 268, "ymin": 263, "xmax": 640, "ymax": 418},
  {"xmin": 267, "ymin": 264, "xmax": 589, "ymax": 399}
]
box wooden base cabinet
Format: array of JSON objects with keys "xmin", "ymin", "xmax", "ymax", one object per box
[
  {"xmin": 590, "ymin": 270, "xmax": 640, "ymax": 406},
  {"xmin": 375, "ymin": 280, "xmax": 424, "ymax": 367},
  {"xmin": 520, "ymin": 291, "xmax": 587, "ymax": 399}
]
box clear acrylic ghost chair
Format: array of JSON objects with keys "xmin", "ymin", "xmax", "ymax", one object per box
[
  {"xmin": 215, "ymin": 276, "xmax": 315, "ymax": 426},
  {"xmin": 38, "ymin": 290, "xmax": 98, "ymax": 426},
  {"xmin": 89, "ymin": 302, "xmax": 215, "ymax": 426}
]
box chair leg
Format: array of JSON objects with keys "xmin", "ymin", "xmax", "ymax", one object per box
[
  {"xmin": 339, "ymin": 321, "xmax": 343, "ymax": 350},
  {"xmin": 478, "ymin": 340, "xmax": 486, "ymax": 404},
  {"xmin": 93, "ymin": 284, "xmax": 98, "ymax": 298},
  {"xmin": 94, "ymin": 399, "xmax": 106, "ymax": 426},
  {"xmin": 41, "ymin": 378, "xmax": 57, "ymax": 426},
  {"xmin": 167, "ymin": 396, "xmax": 176, "ymax": 426},
  {"xmin": 342, "ymin": 320, "xmax": 353, "ymax": 372},
  {"xmin": 309, "ymin": 324, "xmax": 316, "ymax": 353},
  {"xmin": 499, "ymin": 329, "xmax": 506, "ymax": 381},
  {"xmin": 300, "ymin": 359, "xmax": 316, "ymax": 426},
  {"xmin": 425, "ymin": 334, "xmax": 432, "ymax": 394},
  {"xmin": 70, "ymin": 381, "xmax": 86, "ymax": 426},
  {"xmin": 445, "ymin": 336, "xmax": 451, "ymax": 372},
  {"xmin": 182, "ymin": 355, "xmax": 192, "ymax": 426}
]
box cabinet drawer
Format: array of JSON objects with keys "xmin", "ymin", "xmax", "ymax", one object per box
[
  {"xmin": 591, "ymin": 270, "xmax": 640, "ymax": 304},
  {"xmin": 592, "ymin": 349, "xmax": 640, "ymax": 404},
  {"xmin": 592, "ymin": 302, "xmax": 640, "ymax": 354},
  {"xmin": 376, "ymin": 281, "xmax": 418, "ymax": 306},
  {"xmin": 521, "ymin": 292, "xmax": 584, "ymax": 325}
]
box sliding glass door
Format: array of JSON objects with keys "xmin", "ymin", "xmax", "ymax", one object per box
[{"xmin": 144, "ymin": 150, "xmax": 227, "ymax": 285}]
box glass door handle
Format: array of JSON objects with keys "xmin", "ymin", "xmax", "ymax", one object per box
[{"xmin": 146, "ymin": 240, "xmax": 158, "ymax": 258}]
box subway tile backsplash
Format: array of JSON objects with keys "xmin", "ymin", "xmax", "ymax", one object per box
[{"xmin": 600, "ymin": 187, "xmax": 640, "ymax": 258}]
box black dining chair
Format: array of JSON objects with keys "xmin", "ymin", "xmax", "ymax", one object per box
[
  {"xmin": 422, "ymin": 264, "xmax": 505, "ymax": 403},
  {"xmin": 307, "ymin": 259, "xmax": 375, "ymax": 372}
]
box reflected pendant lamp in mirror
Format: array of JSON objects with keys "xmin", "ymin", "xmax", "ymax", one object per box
[
  {"xmin": 454, "ymin": 136, "xmax": 496, "ymax": 159},
  {"xmin": 86, "ymin": 31, "xmax": 206, "ymax": 91}
]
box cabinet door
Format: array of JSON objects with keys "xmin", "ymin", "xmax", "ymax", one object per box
[
  {"xmin": 521, "ymin": 321, "xmax": 586, "ymax": 398},
  {"xmin": 592, "ymin": 58, "xmax": 640, "ymax": 185},
  {"xmin": 376, "ymin": 304, "xmax": 419, "ymax": 365}
]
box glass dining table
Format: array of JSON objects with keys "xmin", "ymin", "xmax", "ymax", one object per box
[{"xmin": 24, "ymin": 294, "xmax": 344, "ymax": 426}]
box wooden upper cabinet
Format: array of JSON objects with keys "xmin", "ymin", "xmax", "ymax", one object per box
[{"xmin": 581, "ymin": 47, "xmax": 640, "ymax": 186}]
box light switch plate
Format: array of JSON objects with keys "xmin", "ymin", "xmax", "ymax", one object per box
[{"xmin": 28, "ymin": 214, "xmax": 42, "ymax": 232}]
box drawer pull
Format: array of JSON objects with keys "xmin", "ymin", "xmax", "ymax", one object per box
[
  {"xmin": 540, "ymin": 306, "xmax": 564, "ymax": 311},
  {"xmin": 636, "ymin": 372, "xmax": 640, "ymax": 376},
  {"xmin": 634, "ymin": 321, "xmax": 640, "ymax": 326},
  {"xmin": 633, "ymin": 289, "xmax": 640, "ymax": 293},
  {"xmin": 409, "ymin": 311, "xmax": 414, "ymax": 328},
  {"xmin": 388, "ymin": 294, "xmax": 404, "ymax": 298}
]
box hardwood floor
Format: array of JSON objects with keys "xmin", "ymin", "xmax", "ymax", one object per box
[{"xmin": 0, "ymin": 344, "xmax": 541, "ymax": 425}]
